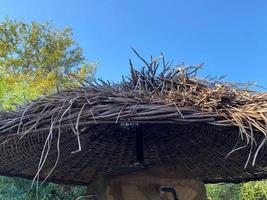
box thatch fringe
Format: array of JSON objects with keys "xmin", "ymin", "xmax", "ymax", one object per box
[{"xmin": 0, "ymin": 52, "xmax": 266, "ymax": 184}]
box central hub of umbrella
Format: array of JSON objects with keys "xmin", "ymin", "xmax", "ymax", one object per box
[{"xmin": 104, "ymin": 125, "xmax": 151, "ymax": 178}]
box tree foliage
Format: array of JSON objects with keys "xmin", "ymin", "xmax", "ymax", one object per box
[
  {"xmin": 206, "ymin": 181, "xmax": 267, "ymax": 200},
  {"xmin": 240, "ymin": 181, "xmax": 267, "ymax": 200},
  {"xmin": 0, "ymin": 18, "xmax": 96, "ymax": 109},
  {"xmin": 0, "ymin": 177, "xmax": 86, "ymax": 200}
]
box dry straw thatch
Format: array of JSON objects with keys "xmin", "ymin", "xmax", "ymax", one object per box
[{"xmin": 0, "ymin": 51, "xmax": 266, "ymax": 184}]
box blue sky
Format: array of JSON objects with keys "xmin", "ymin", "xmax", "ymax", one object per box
[{"xmin": 1, "ymin": 0, "xmax": 266, "ymax": 87}]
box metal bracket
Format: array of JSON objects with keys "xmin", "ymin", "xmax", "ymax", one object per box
[{"xmin": 160, "ymin": 186, "xmax": 179, "ymax": 200}]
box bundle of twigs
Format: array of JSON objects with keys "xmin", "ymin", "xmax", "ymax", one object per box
[{"xmin": 0, "ymin": 51, "xmax": 266, "ymax": 183}]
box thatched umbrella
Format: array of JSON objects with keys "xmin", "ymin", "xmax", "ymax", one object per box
[{"xmin": 0, "ymin": 54, "xmax": 266, "ymax": 200}]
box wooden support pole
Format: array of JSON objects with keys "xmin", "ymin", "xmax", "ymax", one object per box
[
  {"xmin": 136, "ymin": 125, "xmax": 144, "ymax": 163},
  {"xmin": 87, "ymin": 168, "xmax": 207, "ymax": 200},
  {"xmin": 86, "ymin": 174, "xmax": 108, "ymax": 200}
]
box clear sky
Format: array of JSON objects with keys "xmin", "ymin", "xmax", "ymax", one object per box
[{"xmin": 1, "ymin": 0, "xmax": 266, "ymax": 87}]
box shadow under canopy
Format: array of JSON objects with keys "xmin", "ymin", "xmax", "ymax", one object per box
[{"xmin": 0, "ymin": 55, "xmax": 266, "ymax": 187}]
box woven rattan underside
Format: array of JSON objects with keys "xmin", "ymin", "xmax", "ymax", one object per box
[{"xmin": 0, "ymin": 123, "xmax": 266, "ymax": 185}]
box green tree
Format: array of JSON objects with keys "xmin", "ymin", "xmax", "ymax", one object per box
[
  {"xmin": 0, "ymin": 176, "xmax": 86, "ymax": 200},
  {"xmin": 240, "ymin": 181, "xmax": 267, "ymax": 200},
  {"xmin": 206, "ymin": 180, "xmax": 267, "ymax": 200},
  {"xmin": 0, "ymin": 17, "xmax": 96, "ymax": 109},
  {"xmin": 206, "ymin": 183, "xmax": 241, "ymax": 200}
]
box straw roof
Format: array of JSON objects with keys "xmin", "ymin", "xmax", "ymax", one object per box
[{"xmin": 0, "ymin": 53, "xmax": 266, "ymax": 185}]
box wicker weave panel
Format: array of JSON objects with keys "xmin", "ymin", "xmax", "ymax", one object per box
[{"xmin": 0, "ymin": 123, "xmax": 266, "ymax": 185}]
